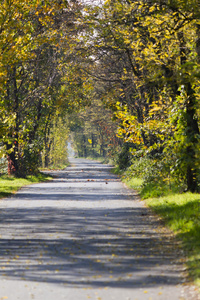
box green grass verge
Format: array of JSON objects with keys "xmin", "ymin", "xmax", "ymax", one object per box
[
  {"xmin": 123, "ymin": 176, "xmax": 200, "ymax": 288},
  {"xmin": 0, "ymin": 173, "xmax": 52, "ymax": 199},
  {"xmin": 146, "ymin": 192, "xmax": 200, "ymax": 287},
  {"xmin": 122, "ymin": 176, "xmax": 143, "ymax": 190}
]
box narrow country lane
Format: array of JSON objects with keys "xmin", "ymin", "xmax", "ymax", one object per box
[{"xmin": 0, "ymin": 158, "xmax": 198, "ymax": 300}]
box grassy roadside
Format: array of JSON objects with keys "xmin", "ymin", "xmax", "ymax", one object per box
[
  {"xmin": 0, "ymin": 173, "xmax": 52, "ymax": 199},
  {"xmin": 122, "ymin": 175, "xmax": 200, "ymax": 289}
]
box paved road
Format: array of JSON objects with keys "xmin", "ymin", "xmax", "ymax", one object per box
[{"xmin": 0, "ymin": 158, "xmax": 198, "ymax": 300}]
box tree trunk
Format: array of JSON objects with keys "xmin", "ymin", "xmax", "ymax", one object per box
[
  {"xmin": 7, "ymin": 143, "xmax": 19, "ymax": 176},
  {"xmin": 185, "ymin": 83, "xmax": 199, "ymax": 192},
  {"xmin": 83, "ymin": 135, "xmax": 87, "ymax": 158},
  {"xmin": 178, "ymin": 31, "xmax": 199, "ymax": 192},
  {"xmin": 6, "ymin": 67, "xmax": 20, "ymax": 176},
  {"xmin": 7, "ymin": 153, "xmax": 16, "ymax": 176}
]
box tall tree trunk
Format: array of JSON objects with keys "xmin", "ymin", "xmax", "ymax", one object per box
[
  {"xmin": 185, "ymin": 82, "xmax": 199, "ymax": 192},
  {"xmin": 83, "ymin": 135, "xmax": 87, "ymax": 158},
  {"xmin": 7, "ymin": 151, "xmax": 16, "ymax": 176},
  {"xmin": 6, "ymin": 67, "xmax": 19, "ymax": 176},
  {"xmin": 178, "ymin": 31, "xmax": 199, "ymax": 192},
  {"xmin": 6, "ymin": 141, "xmax": 19, "ymax": 176}
]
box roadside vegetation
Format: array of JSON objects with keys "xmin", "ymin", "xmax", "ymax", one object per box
[
  {"xmin": 145, "ymin": 192, "xmax": 200, "ymax": 287},
  {"xmin": 120, "ymin": 160, "xmax": 200, "ymax": 289},
  {"xmin": 0, "ymin": 173, "xmax": 52, "ymax": 199}
]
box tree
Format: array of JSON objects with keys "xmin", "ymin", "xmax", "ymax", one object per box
[
  {"xmin": 79, "ymin": 0, "xmax": 200, "ymax": 191},
  {"xmin": 0, "ymin": 0, "xmax": 82, "ymax": 176},
  {"xmin": 68, "ymin": 96, "xmax": 121, "ymax": 160},
  {"xmin": 41, "ymin": 115, "xmax": 69, "ymax": 169}
]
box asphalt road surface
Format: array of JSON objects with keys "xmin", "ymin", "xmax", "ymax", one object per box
[{"xmin": 0, "ymin": 158, "xmax": 199, "ymax": 300}]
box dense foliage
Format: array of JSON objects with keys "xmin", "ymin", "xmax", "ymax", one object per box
[
  {"xmin": 68, "ymin": 98, "xmax": 121, "ymax": 161},
  {"xmin": 79, "ymin": 0, "xmax": 200, "ymax": 192},
  {"xmin": 0, "ymin": 0, "xmax": 83, "ymax": 175},
  {"xmin": 1, "ymin": 0, "xmax": 200, "ymax": 192}
]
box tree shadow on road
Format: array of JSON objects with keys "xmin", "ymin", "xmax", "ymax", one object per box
[
  {"xmin": 0, "ymin": 158, "xmax": 188, "ymax": 291},
  {"xmin": 0, "ymin": 204, "xmax": 186, "ymax": 289}
]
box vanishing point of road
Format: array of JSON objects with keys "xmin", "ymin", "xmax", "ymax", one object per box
[{"xmin": 0, "ymin": 158, "xmax": 199, "ymax": 300}]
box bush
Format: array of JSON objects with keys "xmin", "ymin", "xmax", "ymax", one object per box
[
  {"xmin": 18, "ymin": 147, "xmax": 40, "ymax": 177},
  {"xmin": 116, "ymin": 143, "xmax": 133, "ymax": 170},
  {"xmin": 124, "ymin": 153, "xmax": 185, "ymax": 198}
]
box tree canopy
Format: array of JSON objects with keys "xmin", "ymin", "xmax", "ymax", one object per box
[
  {"xmin": 1, "ymin": 0, "xmax": 200, "ymax": 192},
  {"xmin": 77, "ymin": 0, "xmax": 200, "ymax": 192},
  {"xmin": 0, "ymin": 0, "xmax": 84, "ymax": 175}
]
